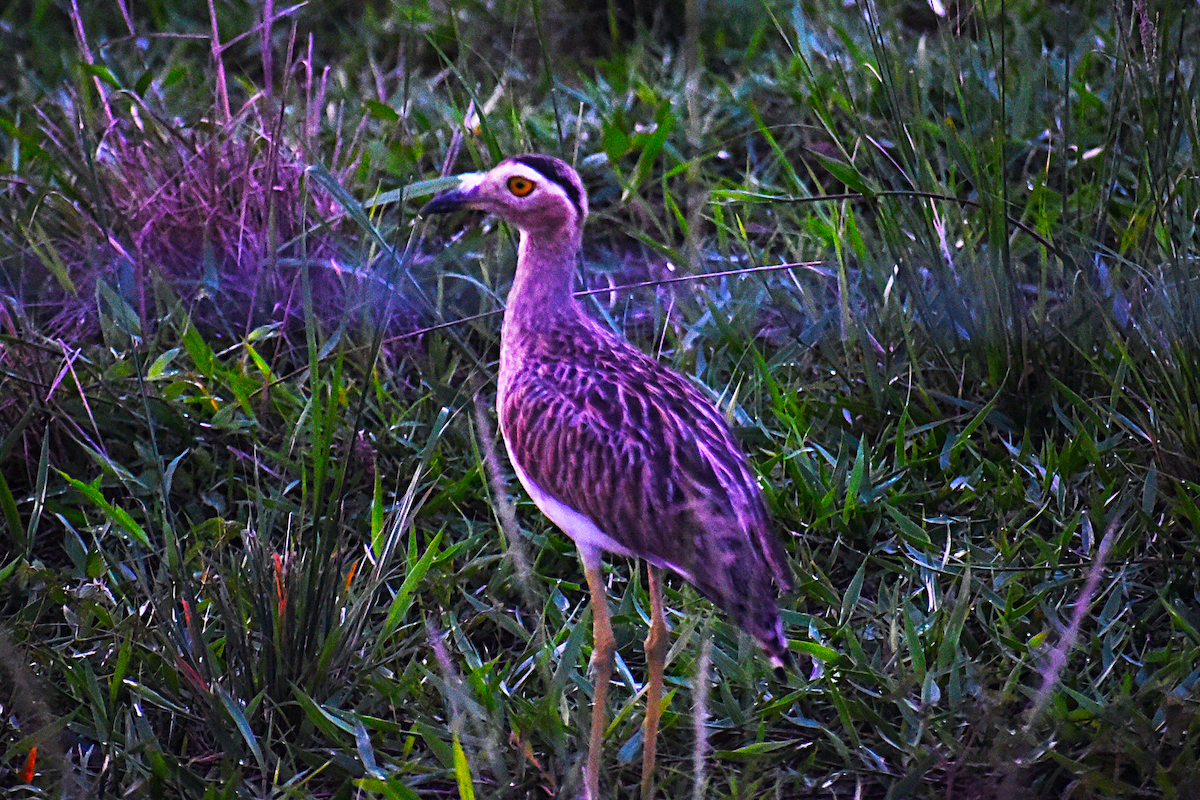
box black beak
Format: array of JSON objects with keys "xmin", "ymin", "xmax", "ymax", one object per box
[{"xmin": 420, "ymin": 187, "xmax": 474, "ymax": 215}]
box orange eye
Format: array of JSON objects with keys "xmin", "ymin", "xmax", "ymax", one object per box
[{"xmin": 507, "ymin": 176, "xmax": 535, "ymax": 197}]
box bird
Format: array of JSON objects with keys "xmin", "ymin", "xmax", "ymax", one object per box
[{"xmin": 421, "ymin": 154, "xmax": 793, "ymax": 800}]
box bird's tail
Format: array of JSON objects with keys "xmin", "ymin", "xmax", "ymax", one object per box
[{"xmin": 749, "ymin": 601, "xmax": 792, "ymax": 673}]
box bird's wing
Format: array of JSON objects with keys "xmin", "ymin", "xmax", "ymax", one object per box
[{"xmin": 500, "ymin": 331, "xmax": 793, "ymax": 603}]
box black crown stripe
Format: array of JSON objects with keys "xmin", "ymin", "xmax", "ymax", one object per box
[{"xmin": 510, "ymin": 154, "xmax": 585, "ymax": 219}]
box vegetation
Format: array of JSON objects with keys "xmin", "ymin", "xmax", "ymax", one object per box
[{"xmin": 1, "ymin": 0, "xmax": 1198, "ymax": 797}]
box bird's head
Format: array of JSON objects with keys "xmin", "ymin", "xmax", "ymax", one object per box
[{"xmin": 421, "ymin": 154, "xmax": 587, "ymax": 240}]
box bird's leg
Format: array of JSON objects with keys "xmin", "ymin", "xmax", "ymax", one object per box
[
  {"xmin": 641, "ymin": 564, "xmax": 668, "ymax": 800},
  {"xmin": 581, "ymin": 550, "xmax": 614, "ymax": 800}
]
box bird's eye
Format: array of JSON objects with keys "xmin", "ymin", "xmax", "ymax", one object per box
[{"xmin": 507, "ymin": 176, "xmax": 535, "ymax": 197}]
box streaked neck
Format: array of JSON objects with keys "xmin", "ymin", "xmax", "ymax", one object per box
[{"xmin": 504, "ymin": 228, "xmax": 583, "ymax": 331}]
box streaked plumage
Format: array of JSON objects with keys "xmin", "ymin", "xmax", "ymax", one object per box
[
  {"xmin": 499, "ymin": 291, "xmax": 793, "ymax": 656},
  {"xmin": 422, "ymin": 154, "xmax": 792, "ymax": 799}
]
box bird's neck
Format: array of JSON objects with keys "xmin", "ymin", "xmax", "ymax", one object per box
[{"xmin": 504, "ymin": 228, "xmax": 583, "ymax": 331}]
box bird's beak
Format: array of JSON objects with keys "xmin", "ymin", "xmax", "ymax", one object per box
[{"xmin": 419, "ymin": 172, "xmax": 485, "ymax": 215}]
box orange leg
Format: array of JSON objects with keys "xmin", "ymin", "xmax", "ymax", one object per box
[
  {"xmin": 641, "ymin": 565, "xmax": 668, "ymax": 800},
  {"xmin": 581, "ymin": 549, "xmax": 614, "ymax": 800}
]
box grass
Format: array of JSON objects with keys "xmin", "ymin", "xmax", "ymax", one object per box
[{"xmin": 2, "ymin": 0, "xmax": 1199, "ymax": 797}]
